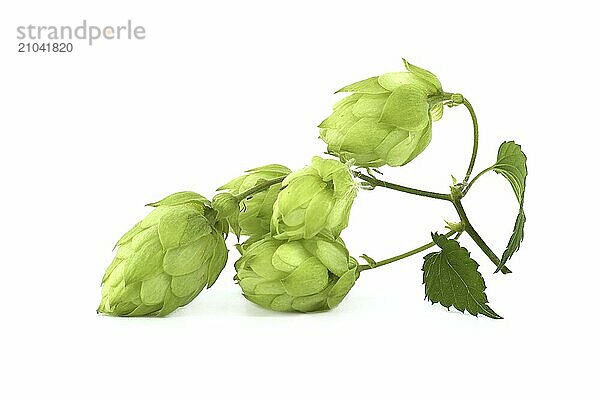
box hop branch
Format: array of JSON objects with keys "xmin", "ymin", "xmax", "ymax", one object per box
[{"xmin": 99, "ymin": 60, "xmax": 527, "ymax": 319}]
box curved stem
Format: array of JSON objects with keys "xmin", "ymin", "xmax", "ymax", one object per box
[
  {"xmin": 357, "ymin": 230, "xmax": 456, "ymax": 272},
  {"xmin": 451, "ymin": 197, "xmax": 511, "ymax": 273},
  {"xmin": 463, "ymin": 166, "xmax": 494, "ymax": 194},
  {"xmin": 234, "ymin": 176, "xmax": 286, "ymax": 202},
  {"xmin": 353, "ymin": 171, "xmax": 451, "ymax": 202},
  {"xmin": 462, "ymin": 98, "xmax": 479, "ymax": 183}
]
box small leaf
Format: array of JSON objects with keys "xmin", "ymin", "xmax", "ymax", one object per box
[
  {"xmin": 499, "ymin": 206, "xmax": 526, "ymax": 269},
  {"xmin": 422, "ymin": 233, "xmax": 502, "ymax": 319},
  {"xmin": 492, "ymin": 141, "xmax": 528, "ymax": 271},
  {"xmin": 379, "ymin": 85, "xmax": 430, "ymax": 131},
  {"xmin": 493, "ymin": 141, "xmax": 527, "ymax": 204}
]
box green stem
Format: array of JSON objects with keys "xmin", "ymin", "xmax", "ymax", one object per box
[
  {"xmin": 451, "ymin": 197, "xmax": 511, "ymax": 273},
  {"xmin": 234, "ymin": 176, "xmax": 286, "ymax": 202},
  {"xmin": 463, "ymin": 166, "xmax": 494, "ymax": 194},
  {"xmin": 462, "ymin": 98, "xmax": 479, "ymax": 183},
  {"xmin": 353, "ymin": 171, "xmax": 451, "ymax": 202},
  {"xmin": 357, "ymin": 230, "xmax": 456, "ymax": 272},
  {"xmin": 428, "ymin": 92, "xmax": 453, "ymax": 104}
]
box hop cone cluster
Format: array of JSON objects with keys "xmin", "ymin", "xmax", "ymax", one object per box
[
  {"xmin": 98, "ymin": 192, "xmax": 228, "ymax": 316},
  {"xmin": 319, "ymin": 59, "xmax": 444, "ymax": 167},
  {"xmin": 219, "ymin": 156, "xmax": 359, "ymax": 312},
  {"xmin": 235, "ymin": 236, "xmax": 358, "ymax": 312},
  {"xmin": 97, "ymin": 59, "xmax": 517, "ymax": 319},
  {"xmin": 98, "ymin": 60, "xmax": 448, "ymax": 316}
]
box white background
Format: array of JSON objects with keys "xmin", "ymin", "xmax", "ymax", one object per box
[{"xmin": 1, "ymin": 1, "xmax": 598, "ymax": 398}]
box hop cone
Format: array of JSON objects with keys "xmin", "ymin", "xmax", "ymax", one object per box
[
  {"xmin": 98, "ymin": 192, "xmax": 228, "ymax": 317},
  {"xmin": 235, "ymin": 235, "xmax": 358, "ymax": 312},
  {"xmin": 320, "ymin": 59, "xmax": 444, "ymax": 168},
  {"xmin": 271, "ymin": 156, "xmax": 356, "ymax": 240},
  {"xmin": 218, "ymin": 164, "xmax": 291, "ymax": 237}
]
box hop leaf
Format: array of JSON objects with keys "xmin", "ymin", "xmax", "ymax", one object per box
[
  {"xmin": 493, "ymin": 141, "xmax": 527, "ymax": 204},
  {"xmin": 492, "ymin": 141, "xmax": 528, "ymax": 271},
  {"xmin": 422, "ymin": 233, "xmax": 502, "ymax": 319},
  {"xmin": 501, "ymin": 207, "xmax": 525, "ymax": 266}
]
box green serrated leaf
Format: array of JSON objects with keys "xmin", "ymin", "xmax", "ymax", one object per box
[
  {"xmin": 493, "ymin": 141, "xmax": 527, "ymax": 204},
  {"xmin": 499, "ymin": 206, "xmax": 526, "ymax": 268},
  {"xmin": 422, "ymin": 233, "xmax": 502, "ymax": 319},
  {"xmin": 492, "ymin": 141, "xmax": 528, "ymax": 271}
]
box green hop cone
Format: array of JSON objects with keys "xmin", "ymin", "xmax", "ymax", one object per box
[
  {"xmin": 218, "ymin": 164, "xmax": 291, "ymax": 237},
  {"xmin": 319, "ymin": 59, "xmax": 444, "ymax": 168},
  {"xmin": 98, "ymin": 192, "xmax": 228, "ymax": 317},
  {"xmin": 271, "ymin": 156, "xmax": 357, "ymax": 240},
  {"xmin": 234, "ymin": 235, "xmax": 359, "ymax": 312}
]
